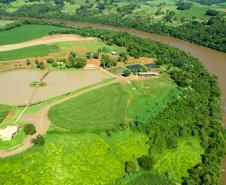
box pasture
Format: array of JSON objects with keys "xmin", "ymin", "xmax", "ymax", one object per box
[
  {"xmin": 0, "ymin": 131, "xmax": 148, "ymax": 185},
  {"xmin": 49, "ymin": 83, "xmax": 129, "ymax": 132},
  {"xmin": 0, "ymin": 24, "xmax": 67, "ymax": 45}
]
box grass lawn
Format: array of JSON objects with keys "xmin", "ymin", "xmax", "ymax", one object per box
[
  {"xmin": 0, "ymin": 131, "xmax": 148, "ymax": 185},
  {"xmin": 0, "ymin": 24, "xmax": 68, "ymax": 45},
  {"xmin": 49, "ymin": 83, "xmax": 129, "ymax": 132}
]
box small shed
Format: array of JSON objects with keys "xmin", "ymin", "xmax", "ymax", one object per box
[{"xmin": 138, "ymin": 72, "xmax": 159, "ymax": 77}]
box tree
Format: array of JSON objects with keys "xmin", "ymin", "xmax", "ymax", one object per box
[
  {"xmin": 74, "ymin": 58, "xmax": 87, "ymax": 69},
  {"xmin": 206, "ymin": 9, "xmax": 219, "ymax": 16},
  {"xmin": 138, "ymin": 156, "xmax": 153, "ymax": 170},
  {"xmin": 31, "ymin": 135, "xmax": 45, "ymax": 145},
  {"xmin": 123, "ymin": 69, "xmax": 131, "ymax": 77},
  {"xmin": 23, "ymin": 124, "xmax": 36, "ymax": 135},
  {"xmin": 176, "ymin": 1, "xmax": 193, "ymax": 10}
]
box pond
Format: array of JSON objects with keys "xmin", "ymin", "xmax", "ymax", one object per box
[{"xmin": 0, "ymin": 69, "xmax": 111, "ymax": 105}]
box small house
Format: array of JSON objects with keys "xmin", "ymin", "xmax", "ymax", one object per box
[{"xmin": 110, "ymin": 51, "xmax": 117, "ymax": 55}]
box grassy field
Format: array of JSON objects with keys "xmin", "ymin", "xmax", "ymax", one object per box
[
  {"xmin": 0, "ymin": 44, "xmax": 60, "ymax": 61},
  {"xmin": 0, "ymin": 131, "xmax": 148, "ymax": 185},
  {"xmin": 49, "ymin": 83, "xmax": 129, "ymax": 132},
  {"xmin": 127, "ymin": 74, "xmax": 179, "ymax": 123},
  {"xmin": 0, "ymin": 24, "xmax": 67, "ymax": 45}
]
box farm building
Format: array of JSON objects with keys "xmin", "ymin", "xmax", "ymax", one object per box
[
  {"xmin": 138, "ymin": 72, "xmax": 159, "ymax": 77},
  {"xmin": 0, "ymin": 125, "xmax": 19, "ymax": 141}
]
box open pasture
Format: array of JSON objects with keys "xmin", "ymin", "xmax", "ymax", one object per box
[
  {"xmin": 0, "ymin": 24, "xmax": 68, "ymax": 46},
  {"xmin": 0, "ymin": 69, "xmax": 110, "ymax": 105},
  {"xmin": 49, "ymin": 83, "xmax": 129, "ymax": 132},
  {"xmin": 0, "ymin": 131, "xmax": 148, "ymax": 185}
]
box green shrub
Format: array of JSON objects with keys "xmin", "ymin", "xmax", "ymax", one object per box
[
  {"xmin": 125, "ymin": 161, "xmax": 140, "ymax": 173},
  {"xmin": 138, "ymin": 156, "xmax": 153, "ymax": 170},
  {"xmin": 23, "ymin": 124, "xmax": 36, "ymax": 135},
  {"xmin": 31, "ymin": 135, "xmax": 45, "ymax": 145}
]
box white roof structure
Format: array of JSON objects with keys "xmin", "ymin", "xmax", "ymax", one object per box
[
  {"xmin": 0, "ymin": 125, "xmax": 19, "ymax": 141},
  {"xmin": 138, "ymin": 72, "xmax": 159, "ymax": 76}
]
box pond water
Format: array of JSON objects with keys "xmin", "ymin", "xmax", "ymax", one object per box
[{"xmin": 0, "ymin": 69, "xmax": 110, "ymax": 105}]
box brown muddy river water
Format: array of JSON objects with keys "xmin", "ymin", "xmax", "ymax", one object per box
[{"xmin": 0, "ymin": 69, "xmax": 110, "ymax": 105}]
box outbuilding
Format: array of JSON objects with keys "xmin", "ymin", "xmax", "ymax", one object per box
[{"xmin": 138, "ymin": 72, "xmax": 159, "ymax": 77}]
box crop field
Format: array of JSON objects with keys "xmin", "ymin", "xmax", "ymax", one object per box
[
  {"xmin": 0, "ymin": 24, "xmax": 68, "ymax": 45},
  {"xmin": 0, "ymin": 44, "xmax": 59, "ymax": 61},
  {"xmin": 49, "ymin": 83, "xmax": 129, "ymax": 132},
  {"xmin": 0, "ymin": 131, "xmax": 149, "ymax": 185}
]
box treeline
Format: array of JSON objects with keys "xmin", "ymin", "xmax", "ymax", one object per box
[
  {"xmin": 49, "ymin": 26, "xmax": 225, "ymax": 184},
  {"xmin": 2, "ymin": 2, "xmax": 225, "ymax": 52}
]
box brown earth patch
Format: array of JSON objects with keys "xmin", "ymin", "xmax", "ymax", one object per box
[
  {"xmin": 128, "ymin": 57, "xmax": 156, "ymax": 64},
  {"xmin": 2, "ymin": 112, "xmax": 14, "ymax": 123}
]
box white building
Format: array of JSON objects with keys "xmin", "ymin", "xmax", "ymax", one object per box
[{"xmin": 138, "ymin": 72, "xmax": 159, "ymax": 77}]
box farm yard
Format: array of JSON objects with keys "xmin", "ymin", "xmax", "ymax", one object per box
[{"xmin": 0, "ymin": 21, "xmax": 217, "ymax": 185}]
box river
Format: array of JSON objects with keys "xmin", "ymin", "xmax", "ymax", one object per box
[{"xmin": 65, "ymin": 20, "xmax": 226, "ymax": 184}]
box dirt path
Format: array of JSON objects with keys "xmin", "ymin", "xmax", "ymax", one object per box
[
  {"xmin": 0, "ymin": 34, "xmax": 96, "ymax": 52},
  {"xmin": 0, "ymin": 79, "xmax": 117, "ymax": 158}
]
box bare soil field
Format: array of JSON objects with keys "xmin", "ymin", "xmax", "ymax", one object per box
[
  {"xmin": 0, "ymin": 34, "xmax": 96, "ymax": 52},
  {"xmin": 0, "ymin": 69, "xmax": 110, "ymax": 105}
]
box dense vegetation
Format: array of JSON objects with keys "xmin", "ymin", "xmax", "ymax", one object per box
[
  {"xmin": 0, "ymin": 24, "xmax": 67, "ymax": 45},
  {"xmin": 190, "ymin": 0, "xmax": 226, "ymax": 5}
]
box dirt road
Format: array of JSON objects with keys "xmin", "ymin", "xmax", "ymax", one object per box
[
  {"xmin": 0, "ymin": 34, "xmax": 96, "ymax": 52},
  {"xmin": 0, "ymin": 79, "xmax": 116, "ymax": 158}
]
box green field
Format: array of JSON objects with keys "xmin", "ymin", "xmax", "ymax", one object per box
[
  {"xmin": 0, "ymin": 44, "xmax": 60, "ymax": 61},
  {"xmin": 0, "ymin": 131, "xmax": 148, "ymax": 185},
  {"xmin": 49, "ymin": 83, "xmax": 129, "ymax": 132},
  {"xmin": 0, "ymin": 24, "xmax": 67, "ymax": 45}
]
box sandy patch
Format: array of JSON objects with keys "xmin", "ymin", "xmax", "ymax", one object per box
[{"xmin": 0, "ymin": 34, "xmax": 97, "ymax": 52}]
